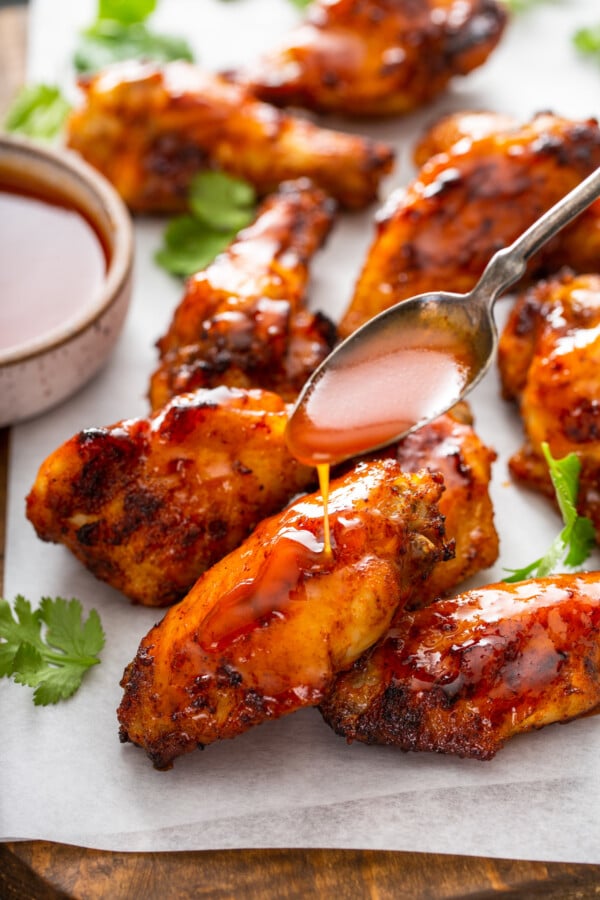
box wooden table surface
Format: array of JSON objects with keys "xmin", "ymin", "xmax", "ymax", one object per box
[{"xmin": 2, "ymin": 5, "xmax": 600, "ymax": 897}]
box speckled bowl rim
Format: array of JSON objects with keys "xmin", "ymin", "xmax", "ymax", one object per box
[{"xmin": 0, "ymin": 134, "xmax": 134, "ymax": 367}]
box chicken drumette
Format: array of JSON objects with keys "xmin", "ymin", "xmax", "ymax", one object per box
[
  {"xmin": 321, "ymin": 573, "xmax": 600, "ymax": 759},
  {"xmin": 26, "ymin": 388, "xmax": 315, "ymax": 607},
  {"xmin": 340, "ymin": 112, "xmax": 600, "ymax": 337},
  {"xmin": 390, "ymin": 403, "xmax": 498, "ymax": 604},
  {"xmin": 66, "ymin": 60, "xmax": 394, "ymax": 213},
  {"xmin": 150, "ymin": 179, "xmax": 337, "ymax": 409},
  {"xmin": 498, "ymin": 270, "xmax": 600, "ymax": 540},
  {"xmin": 227, "ymin": 0, "xmax": 507, "ymax": 117},
  {"xmin": 117, "ymin": 458, "xmax": 449, "ymax": 768}
]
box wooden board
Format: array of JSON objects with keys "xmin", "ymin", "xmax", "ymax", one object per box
[{"xmin": 1, "ymin": 5, "xmax": 600, "ymax": 896}]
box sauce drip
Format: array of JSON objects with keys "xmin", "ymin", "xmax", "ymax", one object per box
[
  {"xmin": 200, "ymin": 528, "xmax": 329, "ymax": 652},
  {"xmin": 317, "ymin": 463, "xmax": 332, "ymax": 558},
  {"xmin": 286, "ymin": 325, "xmax": 476, "ymax": 466},
  {"xmin": 0, "ymin": 185, "xmax": 106, "ymax": 354}
]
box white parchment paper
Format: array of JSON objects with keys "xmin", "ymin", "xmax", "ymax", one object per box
[{"xmin": 2, "ymin": 0, "xmax": 600, "ymax": 860}]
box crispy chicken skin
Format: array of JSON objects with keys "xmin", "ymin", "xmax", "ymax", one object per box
[
  {"xmin": 66, "ymin": 60, "xmax": 394, "ymax": 212},
  {"xmin": 150, "ymin": 179, "xmax": 337, "ymax": 409},
  {"xmin": 321, "ymin": 573, "xmax": 600, "ymax": 759},
  {"xmin": 390, "ymin": 404, "xmax": 498, "ymax": 603},
  {"xmin": 412, "ymin": 109, "xmax": 517, "ymax": 166},
  {"xmin": 227, "ymin": 0, "xmax": 507, "ymax": 117},
  {"xmin": 117, "ymin": 458, "xmax": 448, "ymax": 768},
  {"xmin": 498, "ymin": 271, "xmax": 600, "ymax": 539},
  {"xmin": 339, "ymin": 112, "xmax": 600, "ymax": 337},
  {"xmin": 26, "ymin": 387, "xmax": 315, "ymax": 607}
]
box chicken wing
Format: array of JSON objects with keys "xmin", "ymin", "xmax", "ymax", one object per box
[
  {"xmin": 117, "ymin": 458, "xmax": 448, "ymax": 767},
  {"xmin": 227, "ymin": 0, "xmax": 507, "ymax": 117},
  {"xmin": 321, "ymin": 573, "xmax": 600, "ymax": 759},
  {"xmin": 340, "ymin": 112, "xmax": 600, "ymax": 337},
  {"xmin": 66, "ymin": 61, "xmax": 394, "ymax": 212},
  {"xmin": 498, "ymin": 270, "xmax": 600, "ymax": 539},
  {"xmin": 150, "ymin": 179, "xmax": 337, "ymax": 409},
  {"xmin": 389, "ymin": 404, "xmax": 498, "ymax": 603},
  {"xmin": 26, "ymin": 387, "xmax": 314, "ymax": 607}
]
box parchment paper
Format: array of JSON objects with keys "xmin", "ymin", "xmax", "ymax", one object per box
[{"xmin": 2, "ymin": 0, "xmax": 600, "ymax": 860}]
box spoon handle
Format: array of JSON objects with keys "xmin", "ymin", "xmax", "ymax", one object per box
[{"xmin": 473, "ymin": 165, "xmax": 600, "ymax": 307}]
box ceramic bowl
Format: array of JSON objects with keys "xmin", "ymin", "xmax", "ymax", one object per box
[{"xmin": 0, "ymin": 134, "xmax": 134, "ymax": 427}]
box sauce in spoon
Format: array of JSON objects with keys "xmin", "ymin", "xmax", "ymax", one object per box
[{"xmin": 286, "ymin": 323, "xmax": 476, "ymax": 467}]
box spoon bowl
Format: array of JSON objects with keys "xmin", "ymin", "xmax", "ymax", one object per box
[{"xmin": 286, "ymin": 166, "xmax": 600, "ymax": 466}]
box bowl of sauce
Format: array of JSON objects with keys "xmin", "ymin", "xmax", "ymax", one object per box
[{"xmin": 0, "ymin": 134, "xmax": 134, "ymax": 426}]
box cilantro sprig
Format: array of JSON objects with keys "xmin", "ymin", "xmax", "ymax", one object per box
[
  {"xmin": 74, "ymin": 18, "xmax": 194, "ymax": 75},
  {"xmin": 504, "ymin": 443, "xmax": 596, "ymax": 583},
  {"xmin": 4, "ymin": 84, "xmax": 71, "ymax": 141},
  {"xmin": 74, "ymin": 0, "xmax": 194, "ymax": 74},
  {"xmin": 0, "ymin": 596, "xmax": 105, "ymax": 705},
  {"xmin": 573, "ymin": 26, "xmax": 600, "ymax": 61},
  {"xmin": 155, "ymin": 171, "xmax": 257, "ymax": 277}
]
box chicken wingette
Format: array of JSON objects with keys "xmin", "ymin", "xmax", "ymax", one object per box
[
  {"xmin": 340, "ymin": 112, "xmax": 600, "ymax": 337},
  {"xmin": 66, "ymin": 60, "xmax": 394, "ymax": 213},
  {"xmin": 227, "ymin": 0, "xmax": 507, "ymax": 117},
  {"xmin": 26, "ymin": 387, "xmax": 315, "ymax": 607},
  {"xmin": 150, "ymin": 179, "xmax": 337, "ymax": 409},
  {"xmin": 321, "ymin": 573, "xmax": 600, "ymax": 759},
  {"xmin": 498, "ymin": 270, "xmax": 600, "ymax": 540},
  {"xmin": 117, "ymin": 458, "xmax": 448, "ymax": 768}
]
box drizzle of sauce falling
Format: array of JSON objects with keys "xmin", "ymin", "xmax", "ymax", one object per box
[
  {"xmin": 200, "ymin": 527, "xmax": 330, "ymax": 652},
  {"xmin": 317, "ymin": 463, "xmax": 332, "ymax": 558},
  {"xmin": 286, "ymin": 326, "xmax": 476, "ymax": 467},
  {"xmin": 0, "ymin": 183, "xmax": 107, "ymax": 354}
]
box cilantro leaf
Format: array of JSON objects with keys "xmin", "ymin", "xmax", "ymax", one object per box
[
  {"xmin": 189, "ymin": 171, "xmax": 256, "ymax": 233},
  {"xmin": 0, "ymin": 596, "xmax": 105, "ymax": 705},
  {"xmin": 504, "ymin": 443, "xmax": 595, "ymax": 583},
  {"xmin": 573, "ymin": 26, "xmax": 600, "ymax": 59},
  {"xmin": 502, "ymin": 0, "xmax": 555, "ymax": 11},
  {"xmin": 74, "ymin": 20, "xmax": 194, "ymax": 74},
  {"xmin": 155, "ymin": 214, "xmax": 234, "ymax": 276},
  {"xmin": 3, "ymin": 84, "xmax": 71, "ymax": 141},
  {"xmin": 98, "ymin": 0, "xmax": 157, "ymax": 25},
  {"xmin": 155, "ymin": 172, "xmax": 258, "ymax": 278}
]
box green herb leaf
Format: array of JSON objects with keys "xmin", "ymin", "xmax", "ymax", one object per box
[
  {"xmin": 502, "ymin": 0, "xmax": 554, "ymax": 11},
  {"xmin": 503, "ymin": 443, "xmax": 596, "ymax": 582},
  {"xmin": 573, "ymin": 26, "xmax": 600, "ymax": 59},
  {"xmin": 74, "ymin": 20, "xmax": 194, "ymax": 74},
  {"xmin": 3, "ymin": 84, "xmax": 71, "ymax": 141},
  {"xmin": 155, "ymin": 214, "xmax": 234, "ymax": 277},
  {"xmin": 98, "ymin": 0, "xmax": 157, "ymax": 25},
  {"xmin": 0, "ymin": 596, "xmax": 105, "ymax": 705},
  {"xmin": 189, "ymin": 171, "xmax": 257, "ymax": 232},
  {"xmin": 155, "ymin": 172, "xmax": 257, "ymax": 277},
  {"xmin": 287, "ymin": 0, "xmax": 312, "ymax": 9}
]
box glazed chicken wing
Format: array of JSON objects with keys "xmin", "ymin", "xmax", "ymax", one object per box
[
  {"xmin": 26, "ymin": 387, "xmax": 314, "ymax": 607},
  {"xmin": 66, "ymin": 61, "xmax": 394, "ymax": 212},
  {"xmin": 340, "ymin": 112, "xmax": 600, "ymax": 337},
  {"xmin": 498, "ymin": 270, "xmax": 600, "ymax": 540},
  {"xmin": 227, "ymin": 0, "xmax": 507, "ymax": 117},
  {"xmin": 117, "ymin": 458, "xmax": 448, "ymax": 768},
  {"xmin": 390, "ymin": 404, "xmax": 498, "ymax": 603},
  {"xmin": 150, "ymin": 179, "xmax": 337, "ymax": 409},
  {"xmin": 321, "ymin": 573, "xmax": 600, "ymax": 759}
]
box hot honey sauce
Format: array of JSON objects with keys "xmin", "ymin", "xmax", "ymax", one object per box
[
  {"xmin": 199, "ymin": 527, "xmax": 330, "ymax": 653},
  {"xmin": 285, "ymin": 321, "xmax": 477, "ymax": 558},
  {"xmin": 0, "ymin": 181, "xmax": 107, "ymax": 354}
]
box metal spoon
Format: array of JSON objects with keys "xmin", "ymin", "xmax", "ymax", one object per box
[{"xmin": 286, "ymin": 166, "xmax": 600, "ymax": 466}]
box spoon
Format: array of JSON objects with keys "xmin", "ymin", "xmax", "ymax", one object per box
[{"xmin": 286, "ymin": 165, "xmax": 600, "ymax": 467}]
